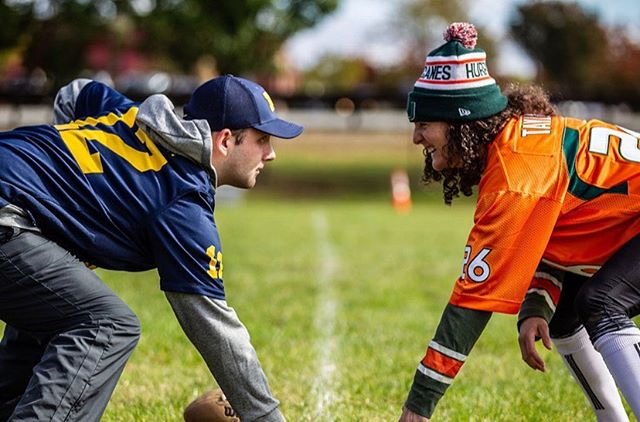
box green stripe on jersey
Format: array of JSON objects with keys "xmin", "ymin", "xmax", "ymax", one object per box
[{"xmin": 562, "ymin": 127, "xmax": 628, "ymax": 200}]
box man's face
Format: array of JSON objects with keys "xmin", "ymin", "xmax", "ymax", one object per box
[{"xmin": 223, "ymin": 128, "xmax": 276, "ymax": 188}]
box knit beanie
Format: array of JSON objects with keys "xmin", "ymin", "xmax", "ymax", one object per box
[{"xmin": 407, "ymin": 22, "xmax": 507, "ymax": 122}]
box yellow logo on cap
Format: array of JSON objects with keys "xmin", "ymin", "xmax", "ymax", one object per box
[{"xmin": 262, "ymin": 91, "xmax": 275, "ymax": 112}]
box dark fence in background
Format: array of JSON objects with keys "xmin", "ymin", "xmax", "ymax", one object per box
[{"xmin": 1, "ymin": 103, "xmax": 638, "ymax": 132}]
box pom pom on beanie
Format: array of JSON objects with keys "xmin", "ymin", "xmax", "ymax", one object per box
[{"xmin": 444, "ymin": 22, "xmax": 478, "ymax": 49}]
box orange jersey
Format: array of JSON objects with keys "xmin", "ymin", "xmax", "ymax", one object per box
[{"xmin": 450, "ymin": 115, "xmax": 640, "ymax": 314}]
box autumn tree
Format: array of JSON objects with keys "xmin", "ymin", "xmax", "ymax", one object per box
[
  {"xmin": 510, "ymin": 2, "xmax": 608, "ymax": 99},
  {"xmin": 597, "ymin": 30, "xmax": 640, "ymax": 108}
]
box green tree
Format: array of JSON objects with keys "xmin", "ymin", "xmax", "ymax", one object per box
[
  {"xmin": 510, "ymin": 2, "xmax": 608, "ymax": 99},
  {"xmin": 136, "ymin": 0, "xmax": 337, "ymax": 75},
  {"xmin": 0, "ymin": 0, "xmax": 337, "ymax": 87}
]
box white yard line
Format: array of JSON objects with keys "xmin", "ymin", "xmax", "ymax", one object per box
[{"xmin": 312, "ymin": 211, "xmax": 340, "ymax": 420}]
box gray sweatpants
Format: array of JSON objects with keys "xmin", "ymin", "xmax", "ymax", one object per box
[{"xmin": 0, "ymin": 228, "xmax": 141, "ymax": 421}]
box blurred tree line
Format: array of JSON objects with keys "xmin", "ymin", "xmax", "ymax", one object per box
[
  {"xmin": 0, "ymin": 0, "xmax": 639, "ymax": 109},
  {"xmin": 0, "ymin": 0, "xmax": 337, "ymax": 92}
]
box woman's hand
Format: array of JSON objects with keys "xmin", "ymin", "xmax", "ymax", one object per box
[
  {"xmin": 518, "ymin": 316, "xmax": 552, "ymax": 371},
  {"xmin": 398, "ymin": 407, "xmax": 430, "ymax": 422}
]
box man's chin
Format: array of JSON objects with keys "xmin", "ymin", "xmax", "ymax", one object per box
[{"xmin": 228, "ymin": 179, "xmax": 256, "ymax": 190}]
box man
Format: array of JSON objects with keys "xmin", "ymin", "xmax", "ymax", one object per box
[{"xmin": 0, "ymin": 74, "xmax": 302, "ymax": 421}]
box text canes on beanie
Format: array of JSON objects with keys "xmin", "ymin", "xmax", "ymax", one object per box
[
  {"xmin": 184, "ymin": 75, "xmax": 303, "ymax": 139},
  {"xmin": 407, "ymin": 22, "xmax": 507, "ymax": 122}
]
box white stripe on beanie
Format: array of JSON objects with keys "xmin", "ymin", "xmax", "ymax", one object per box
[{"xmin": 416, "ymin": 49, "xmax": 496, "ymax": 90}]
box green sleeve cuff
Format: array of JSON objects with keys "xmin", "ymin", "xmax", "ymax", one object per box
[
  {"xmin": 404, "ymin": 304, "xmax": 491, "ymax": 418},
  {"xmin": 517, "ymin": 292, "xmax": 555, "ymax": 332},
  {"xmin": 517, "ymin": 263, "xmax": 565, "ymax": 332},
  {"xmin": 404, "ymin": 369, "xmax": 447, "ymax": 418}
]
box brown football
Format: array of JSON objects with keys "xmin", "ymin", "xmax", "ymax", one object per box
[{"xmin": 183, "ymin": 389, "xmax": 240, "ymax": 422}]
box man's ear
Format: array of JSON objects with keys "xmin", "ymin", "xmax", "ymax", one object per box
[{"xmin": 212, "ymin": 129, "xmax": 233, "ymax": 158}]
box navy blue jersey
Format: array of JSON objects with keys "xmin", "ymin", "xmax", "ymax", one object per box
[{"xmin": 0, "ymin": 82, "xmax": 225, "ymax": 298}]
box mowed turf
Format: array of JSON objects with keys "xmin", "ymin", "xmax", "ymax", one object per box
[
  {"xmin": 0, "ymin": 127, "xmax": 632, "ymax": 421},
  {"xmin": 97, "ymin": 197, "xmax": 626, "ymax": 421}
]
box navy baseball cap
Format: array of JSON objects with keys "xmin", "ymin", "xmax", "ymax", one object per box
[{"xmin": 183, "ymin": 75, "xmax": 303, "ymax": 139}]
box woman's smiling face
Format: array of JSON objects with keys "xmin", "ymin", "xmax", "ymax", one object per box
[{"xmin": 412, "ymin": 121, "xmax": 457, "ymax": 171}]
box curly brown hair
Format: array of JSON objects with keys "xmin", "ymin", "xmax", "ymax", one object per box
[{"xmin": 422, "ymin": 84, "xmax": 557, "ymax": 204}]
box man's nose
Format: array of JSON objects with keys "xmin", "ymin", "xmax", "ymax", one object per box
[{"xmin": 264, "ymin": 145, "xmax": 276, "ymax": 161}]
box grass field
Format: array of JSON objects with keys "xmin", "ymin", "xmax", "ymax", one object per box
[
  {"xmin": 93, "ymin": 196, "xmax": 630, "ymax": 421},
  {"xmin": 0, "ymin": 129, "xmax": 633, "ymax": 420}
]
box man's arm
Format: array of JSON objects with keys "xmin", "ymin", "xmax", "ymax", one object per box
[
  {"xmin": 401, "ymin": 304, "xmax": 491, "ymax": 419},
  {"xmin": 165, "ymin": 291, "xmax": 285, "ymax": 422}
]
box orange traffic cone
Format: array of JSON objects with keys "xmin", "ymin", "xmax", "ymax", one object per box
[{"xmin": 391, "ymin": 169, "xmax": 412, "ymax": 213}]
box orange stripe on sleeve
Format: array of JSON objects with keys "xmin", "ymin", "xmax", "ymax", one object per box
[
  {"xmin": 530, "ymin": 276, "xmax": 561, "ymax": 304},
  {"xmin": 421, "ymin": 347, "xmax": 464, "ymax": 379}
]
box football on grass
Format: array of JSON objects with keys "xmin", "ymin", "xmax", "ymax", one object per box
[{"xmin": 183, "ymin": 389, "xmax": 240, "ymax": 422}]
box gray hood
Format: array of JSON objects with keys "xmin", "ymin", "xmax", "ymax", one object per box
[{"xmin": 136, "ymin": 94, "xmax": 217, "ymax": 186}]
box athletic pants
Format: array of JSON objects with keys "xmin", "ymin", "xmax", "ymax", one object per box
[
  {"xmin": 0, "ymin": 228, "xmax": 141, "ymax": 421},
  {"xmin": 549, "ymin": 234, "xmax": 640, "ymax": 340}
]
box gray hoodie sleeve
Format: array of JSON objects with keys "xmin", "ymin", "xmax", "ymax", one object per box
[
  {"xmin": 52, "ymin": 78, "xmax": 93, "ymax": 124},
  {"xmin": 164, "ymin": 291, "xmax": 285, "ymax": 422}
]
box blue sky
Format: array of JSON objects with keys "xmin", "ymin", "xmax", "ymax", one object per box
[{"xmin": 285, "ymin": 0, "xmax": 640, "ymax": 77}]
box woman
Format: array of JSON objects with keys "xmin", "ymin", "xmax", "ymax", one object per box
[{"xmin": 399, "ymin": 22, "xmax": 640, "ymax": 421}]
